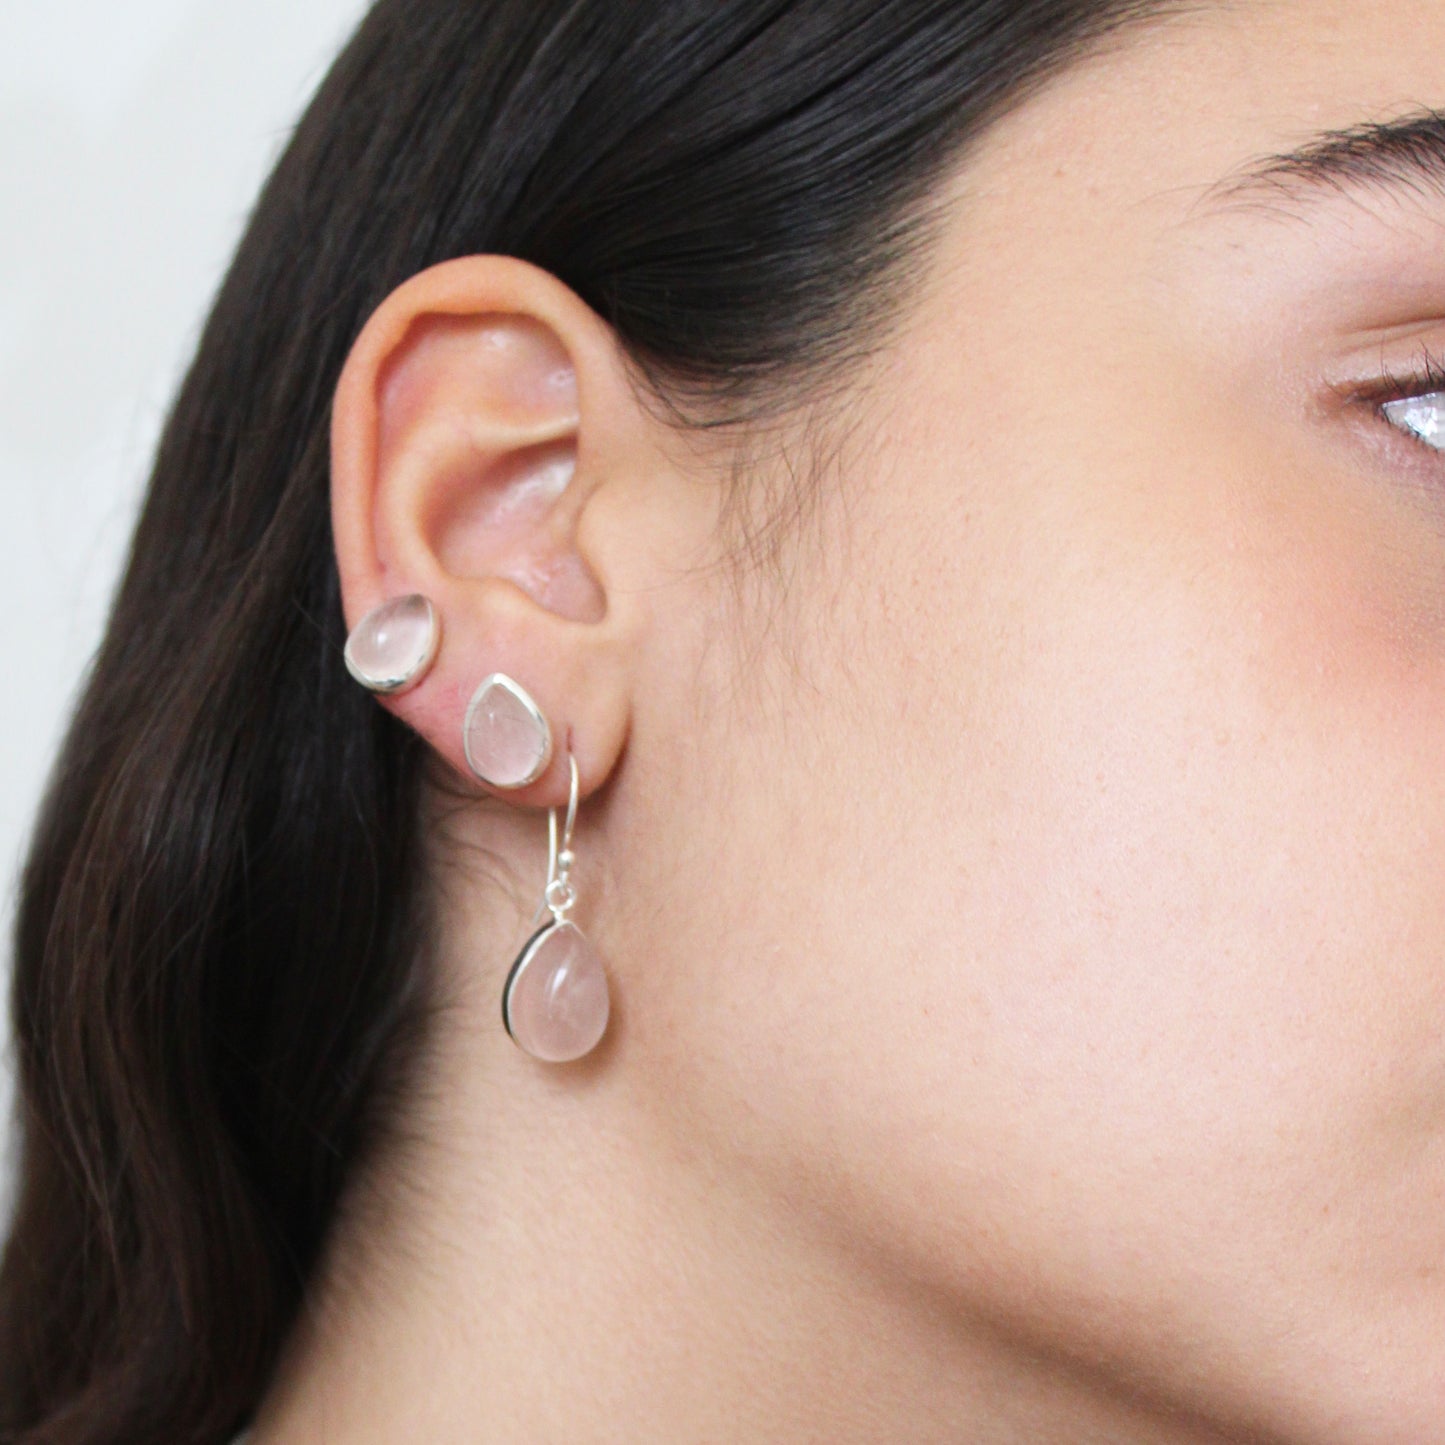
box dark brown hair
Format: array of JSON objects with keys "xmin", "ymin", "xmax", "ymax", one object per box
[{"xmin": 2, "ymin": 2, "xmax": 1187, "ymax": 1440}]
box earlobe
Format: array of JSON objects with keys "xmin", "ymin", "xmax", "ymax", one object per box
[{"xmin": 329, "ymin": 254, "xmax": 642, "ymax": 807}]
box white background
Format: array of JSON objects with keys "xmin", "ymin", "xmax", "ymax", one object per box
[{"xmin": 0, "ymin": 0, "xmax": 371, "ymax": 1223}]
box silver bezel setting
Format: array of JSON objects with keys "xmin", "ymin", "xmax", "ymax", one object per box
[
  {"xmin": 463, "ymin": 672, "xmax": 554, "ymax": 788},
  {"xmin": 343, "ymin": 594, "xmax": 440, "ymax": 695},
  {"xmin": 502, "ymin": 917, "xmax": 567, "ymax": 1040}
]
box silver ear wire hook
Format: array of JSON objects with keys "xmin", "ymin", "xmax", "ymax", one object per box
[
  {"xmin": 529, "ymin": 751, "xmax": 579, "ymax": 930},
  {"xmin": 549, "ymin": 752, "xmax": 579, "ymax": 919}
]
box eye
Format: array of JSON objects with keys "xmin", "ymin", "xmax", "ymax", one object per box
[{"xmin": 1381, "ymin": 392, "xmax": 1445, "ymax": 450}]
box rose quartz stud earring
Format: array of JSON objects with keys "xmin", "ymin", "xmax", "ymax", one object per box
[
  {"xmin": 463, "ymin": 672, "xmax": 553, "ymax": 787},
  {"xmin": 344, "ymin": 594, "xmax": 440, "ymax": 695},
  {"xmin": 463, "ymin": 673, "xmax": 610, "ymax": 1062}
]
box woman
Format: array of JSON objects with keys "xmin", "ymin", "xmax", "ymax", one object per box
[{"xmin": 4, "ymin": 0, "xmax": 1444, "ymax": 1440}]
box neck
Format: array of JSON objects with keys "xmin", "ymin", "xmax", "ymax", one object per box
[{"xmin": 244, "ymin": 813, "xmax": 1242, "ymax": 1445}]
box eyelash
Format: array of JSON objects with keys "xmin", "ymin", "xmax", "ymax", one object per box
[
  {"xmin": 1358, "ymin": 345, "xmax": 1445, "ymax": 419},
  {"xmin": 1376, "ymin": 344, "xmax": 1445, "ymax": 397},
  {"xmin": 1360, "ymin": 343, "xmax": 1445, "ymax": 452}
]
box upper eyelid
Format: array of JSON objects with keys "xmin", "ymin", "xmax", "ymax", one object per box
[{"xmin": 1344, "ymin": 348, "xmax": 1445, "ymax": 406}]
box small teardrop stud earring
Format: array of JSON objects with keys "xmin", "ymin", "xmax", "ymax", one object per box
[
  {"xmin": 344, "ymin": 594, "xmax": 440, "ymax": 695},
  {"xmin": 463, "ymin": 672, "xmax": 553, "ymax": 788},
  {"xmin": 503, "ymin": 748, "xmax": 611, "ymax": 1062}
]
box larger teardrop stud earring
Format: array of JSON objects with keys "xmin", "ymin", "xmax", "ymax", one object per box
[
  {"xmin": 344, "ymin": 594, "xmax": 440, "ymax": 695},
  {"xmin": 502, "ymin": 750, "xmax": 611, "ymax": 1062}
]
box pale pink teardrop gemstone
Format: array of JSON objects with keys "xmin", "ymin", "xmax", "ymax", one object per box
[
  {"xmin": 504, "ymin": 921, "xmax": 610, "ymax": 1062},
  {"xmin": 344, "ymin": 594, "xmax": 438, "ymax": 694},
  {"xmin": 464, "ymin": 675, "xmax": 552, "ymax": 787}
]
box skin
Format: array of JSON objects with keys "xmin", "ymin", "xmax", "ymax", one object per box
[{"xmin": 252, "ymin": 3, "xmax": 1445, "ymax": 1441}]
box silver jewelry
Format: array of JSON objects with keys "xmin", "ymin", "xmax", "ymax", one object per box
[
  {"xmin": 501, "ymin": 750, "xmax": 611, "ymax": 1062},
  {"xmin": 343, "ymin": 594, "xmax": 440, "ymax": 695},
  {"xmin": 463, "ymin": 672, "xmax": 554, "ymax": 788}
]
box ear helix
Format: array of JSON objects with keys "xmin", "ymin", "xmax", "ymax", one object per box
[{"xmin": 343, "ymin": 594, "xmax": 611, "ymax": 1063}]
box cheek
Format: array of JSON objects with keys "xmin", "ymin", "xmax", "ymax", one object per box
[
  {"xmin": 792, "ymin": 433, "xmax": 1445, "ymax": 1408},
  {"xmin": 635, "ymin": 416, "xmax": 1445, "ymax": 1424}
]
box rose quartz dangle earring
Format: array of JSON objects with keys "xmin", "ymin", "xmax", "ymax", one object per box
[
  {"xmin": 503, "ymin": 750, "xmax": 611, "ymax": 1061},
  {"xmin": 463, "ymin": 673, "xmax": 610, "ymax": 1062}
]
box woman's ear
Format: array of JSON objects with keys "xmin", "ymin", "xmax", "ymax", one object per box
[{"xmin": 330, "ymin": 255, "xmax": 653, "ymax": 808}]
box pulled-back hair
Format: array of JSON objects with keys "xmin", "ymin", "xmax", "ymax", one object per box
[{"xmin": 2, "ymin": 3, "xmax": 1188, "ymax": 1440}]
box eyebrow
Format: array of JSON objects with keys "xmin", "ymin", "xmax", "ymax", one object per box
[{"xmin": 1202, "ymin": 108, "xmax": 1445, "ymax": 214}]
